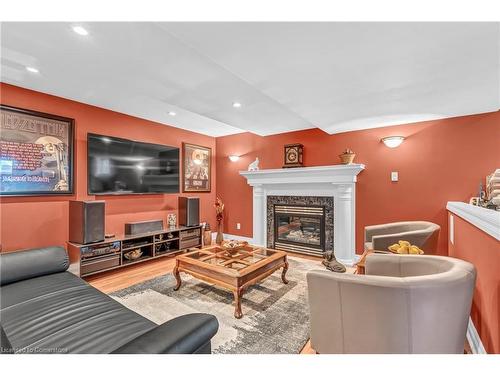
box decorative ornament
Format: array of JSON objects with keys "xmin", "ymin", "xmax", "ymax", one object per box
[
  {"xmin": 167, "ymin": 213, "xmax": 177, "ymax": 228},
  {"xmin": 322, "ymin": 250, "xmax": 346, "ymax": 273},
  {"xmin": 339, "ymin": 148, "xmax": 356, "ymax": 164},
  {"xmin": 214, "ymin": 197, "xmax": 225, "ymax": 245},
  {"xmin": 247, "ymin": 157, "xmax": 260, "ymax": 171}
]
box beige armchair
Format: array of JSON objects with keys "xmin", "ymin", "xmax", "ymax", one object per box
[
  {"xmin": 365, "ymin": 221, "xmax": 440, "ymax": 253},
  {"xmin": 307, "ymin": 254, "xmax": 476, "ymax": 353}
]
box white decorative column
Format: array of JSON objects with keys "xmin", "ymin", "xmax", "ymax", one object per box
[
  {"xmin": 240, "ymin": 164, "xmax": 365, "ymax": 266},
  {"xmin": 334, "ymin": 183, "xmax": 355, "ymax": 265},
  {"xmin": 252, "ymin": 184, "xmax": 266, "ymax": 246}
]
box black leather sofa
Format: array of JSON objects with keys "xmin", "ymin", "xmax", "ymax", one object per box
[{"xmin": 0, "ymin": 246, "xmax": 218, "ymax": 354}]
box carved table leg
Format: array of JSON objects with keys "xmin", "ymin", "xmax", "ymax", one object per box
[
  {"xmin": 281, "ymin": 259, "xmax": 289, "ymax": 284},
  {"xmin": 173, "ymin": 264, "xmax": 182, "ymax": 291},
  {"xmin": 233, "ymin": 288, "xmax": 244, "ymax": 319}
]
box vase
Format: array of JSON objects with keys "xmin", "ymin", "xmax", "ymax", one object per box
[
  {"xmin": 203, "ymin": 230, "xmax": 212, "ymax": 247},
  {"xmin": 216, "ymin": 221, "xmax": 224, "ymax": 245}
]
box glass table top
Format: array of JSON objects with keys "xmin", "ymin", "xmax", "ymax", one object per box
[{"xmin": 184, "ymin": 245, "xmax": 280, "ymax": 270}]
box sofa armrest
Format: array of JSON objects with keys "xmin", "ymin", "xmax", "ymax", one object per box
[
  {"xmin": 1, "ymin": 325, "xmax": 13, "ymax": 354},
  {"xmin": 0, "ymin": 246, "xmax": 69, "ymax": 286},
  {"xmin": 112, "ymin": 313, "xmax": 218, "ymax": 354}
]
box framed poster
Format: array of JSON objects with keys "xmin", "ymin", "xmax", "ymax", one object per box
[
  {"xmin": 182, "ymin": 143, "xmax": 211, "ymax": 192},
  {"xmin": 0, "ymin": 105, "xmax": 74, "ymax": 196}
]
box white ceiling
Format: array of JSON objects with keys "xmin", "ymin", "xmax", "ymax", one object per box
[{"xmin": 1, "ymin": 22, "xmax": 499, "ymax": 137}]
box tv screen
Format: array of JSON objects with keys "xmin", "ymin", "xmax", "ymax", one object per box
[{"xmin": 87, "ymin": 134, "xmax": 179, "ymax": 195}]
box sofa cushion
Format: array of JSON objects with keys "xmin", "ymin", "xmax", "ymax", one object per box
[
  {"xmin": 0, "ymin": 271, "xmax": 156, "ymax": 353},
  {"xmin": 0, "ymin": 247, "xmax": 69, "ymax": 286}
]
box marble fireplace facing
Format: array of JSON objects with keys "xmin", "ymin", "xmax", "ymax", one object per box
[{"xmin": 240, "ymin": 164, "xmax": 365, "ymax": 266}]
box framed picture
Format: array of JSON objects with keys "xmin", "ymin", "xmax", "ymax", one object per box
[
  {"xmin": 0, "ymin": 105, "xmax": 74, "ymax": 196},
  {"xmin": 182, "ymin": 143, "xmax": 211, "ymax": 192}
]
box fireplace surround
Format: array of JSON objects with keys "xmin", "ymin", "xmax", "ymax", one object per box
[{"xmin": 240, "ymin": 164, "xmax": 365, "ymax": 265}]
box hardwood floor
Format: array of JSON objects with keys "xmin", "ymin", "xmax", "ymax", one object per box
[{"xmin": 86, "ymin": 256, "xmax": 177, "ymax": 294}]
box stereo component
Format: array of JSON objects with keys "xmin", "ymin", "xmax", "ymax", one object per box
[
  {"xmin": 80, "ymin": 241, "xmax": 121, "ymax": 259},
  {"xmin": 69, "ymin": 200, "xmax": 105, "ymax": 244},
  {"xmin": 80, "ymin": 254, "xmax": 120, "ymax": 275},
  {"xmin": 125, "ymin": 219, "xmax": 163, "ymax": 235},
  {"xmin": 178, "ymin": 197, "xmax": 200, "ymax": 227}
]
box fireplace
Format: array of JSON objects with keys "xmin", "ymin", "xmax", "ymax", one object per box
[
  {"xmin": 267, "ymin": 195, "xmax": 333, "ymax": 257},
  {"xmin": 274, "ymin": 205, "xmax": 325, "ymax": 255},
  {"xmin": 240, "ymin": 164, "xmax": 364, "ymax": 265}
]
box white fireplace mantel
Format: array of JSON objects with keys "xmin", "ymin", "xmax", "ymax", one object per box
[{"xmin": 239, "ymin": 164, "xmax": 365, "ymax": 265}]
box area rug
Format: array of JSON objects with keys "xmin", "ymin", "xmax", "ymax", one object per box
[{"xmin": 110, "ymin": 257, "xmax": 323, "ymax": 354}]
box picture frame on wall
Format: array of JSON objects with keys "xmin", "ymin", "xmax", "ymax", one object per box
[
  {"xmin": 182, "ymin": 143, "xmax": 211, "ymax": 192},
  {"xmin": 0, "ymin": 104, "xmax": 74, "ymax": 196}
]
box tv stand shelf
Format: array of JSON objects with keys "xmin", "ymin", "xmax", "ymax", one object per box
[{"xmin": 67, "ymin": 225, "xmax": 202, "ymax": 277}]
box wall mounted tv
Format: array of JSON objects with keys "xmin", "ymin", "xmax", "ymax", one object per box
[{"xmin": 87, "ymin": 133, "xmax": 180, "ymax": 195}]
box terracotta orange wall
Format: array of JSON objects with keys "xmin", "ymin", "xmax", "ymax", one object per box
[
  {"xmin": 216, "ymin": 112, "xmax": 500, "ymax": 255},
  {"xmin": 448, "ymin": 213, "xmax": 500, "ymax": 353},
  {"xmin": 0, "ymin": 83, "xmax": 217, "ymax": 252}
]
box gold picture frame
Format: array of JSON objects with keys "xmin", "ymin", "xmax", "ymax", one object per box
[{"xmin": 182, "ymin": 143, "xmax": 211, "ymax": 192}]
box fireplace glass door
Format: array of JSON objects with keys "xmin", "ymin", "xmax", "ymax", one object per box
[{"xmin": 273, "ymin": 205, "xmax": 325, "ymax": 254}]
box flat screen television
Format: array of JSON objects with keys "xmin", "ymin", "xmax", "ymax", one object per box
[{"xmin": 87, "ymin": 133, "xmax": 180, "ymax": 195}]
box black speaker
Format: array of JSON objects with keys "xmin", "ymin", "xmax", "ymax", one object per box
[
  {"xmin": 125, "ymin": 220, "xmax": 163, "ymax": 235},
  {"xmin": 69, "ymin": 200, "xmax": 105, "ymax": 244},
  {"xmin": 178, "ymin": 197, "xmax": 200, "ymax": 227}
]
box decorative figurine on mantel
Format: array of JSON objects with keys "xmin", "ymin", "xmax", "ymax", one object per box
[
  {"xmin": 248, "ymin": 157, "xmax": 260, "ymax": 171},
  {"xmin": 283, "ymin": 143, "xmax": 304, "ymax": 168},
  {"xmin": 214, "ymin": 197, "xmax": 225, "ymax": 245},
  {"xmin": 339, "ymin": 148, "xmax": 356, "ymax": 165},
  {"xmin": 322, "ymin": 250, "xmax": 346, "ymax": 273}
]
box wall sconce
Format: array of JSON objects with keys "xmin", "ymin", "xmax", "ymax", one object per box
[
  {"xmin": 228, "ymin": 155, "xmax": 240, "ymax": 162},
  {"xmin": 381, "ymin": 136, "xmax": 405, "ymax": 148}
]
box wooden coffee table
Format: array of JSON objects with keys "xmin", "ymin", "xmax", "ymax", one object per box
[{"xmin": 173, "ymin": 244, "xmax": 289, "ymax": 319}]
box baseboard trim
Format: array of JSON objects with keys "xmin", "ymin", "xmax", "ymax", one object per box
[
  {"xmin": 210, "ymin": 233, "xmax": 254, "ymax": 243},
  {"xmin": 467, "ymin": 317, "xmax": 487, "ymax": 354}
]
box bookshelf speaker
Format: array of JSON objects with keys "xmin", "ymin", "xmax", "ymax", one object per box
[
  {"xmin": 69, "ymin": 200, "xmax": 105, "ymax": 244},
  {"xmin": 178, "ymin": 197, "xmax": 200, "ymax": 227}
]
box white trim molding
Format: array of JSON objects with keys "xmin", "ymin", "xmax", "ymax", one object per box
[
  {"xmin": 240, "ymin": 164, "xmax": 365, "ymax": 266},
  {"xmin": 446, "ymin": 201, "xmax": 500, "ymax": 240},
  {"xmin": 467, "ymin": 317, "xmax": 487, "ymax": 354},
  {"xmin": 211, "ymin": 232, "xmax": 254, "ymax": 243}
]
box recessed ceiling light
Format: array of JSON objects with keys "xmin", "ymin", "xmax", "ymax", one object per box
[
  {"xmin": 168, "ymin": 111, "xmax": 176, "ymax": 116},
  {"xmin": 72, "ymin": 25, "xmax": 89, "ymax": 36},
  {"xmin": 232, "ymin": 102, "xmax": 242, "ymax": 108},
  {"xmin": 25, "ymin": 66, "xmax": 39, "ymax": 73}
]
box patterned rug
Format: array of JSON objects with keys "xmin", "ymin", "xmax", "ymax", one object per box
[{"xmin": 110, "ymin": 257, "xmax": 323, "ymax": 354}]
